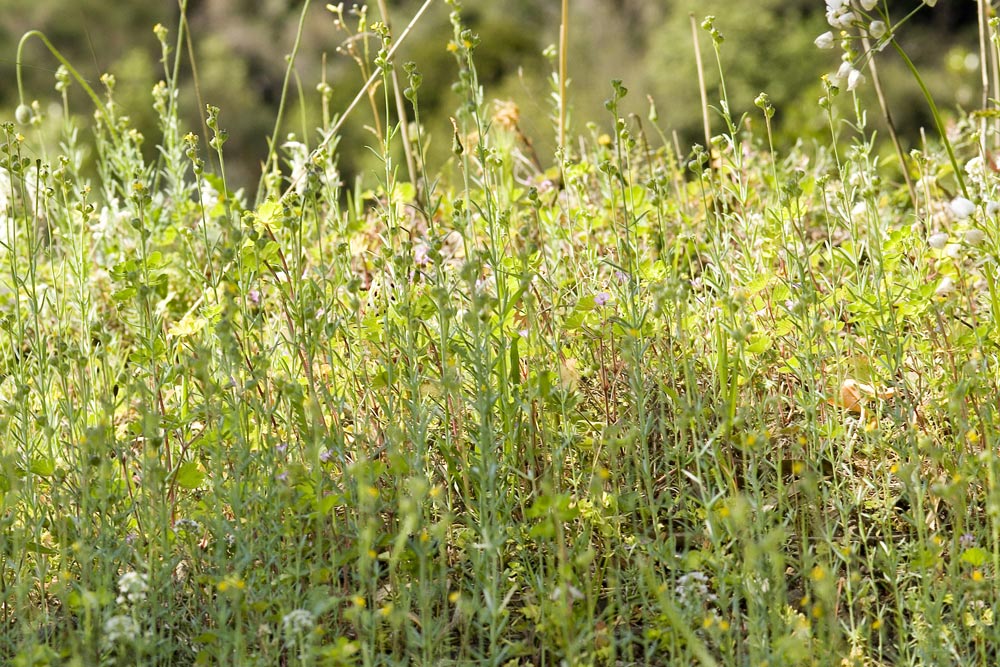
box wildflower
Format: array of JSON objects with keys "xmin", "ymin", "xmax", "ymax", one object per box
[
  {"xmin": 928, "ymin": 232, "xmax": 948, "ymax": 250},
  {"xmin": 174, "ymin": 518, "xmax": 201, "ymax": 534},
  {"xmin": 282, "ymin": 609, "xmax": 316, "ymax": 649},
  {"xmin": 924, "ymin": 0, "xmax": 937, "ymax": 6},
  {"xmin": 860, "ymin": 0, "xmax": 878, "ymax": 9},
  {"xmin": 492, "ymin": 100, "xmax": 521, "ymax": 132},
  {"xmin": 319, "ymin": 448, "xmax": 333, "ymax": 463},
  {"xmin": 966, "ymin": 229, "xmax": 986, "ymax": 245},
  {"xmin": 413, "ymin": 242, "xmax": 430, "ymax": 267},
  {"xmin": 961, "ymin": 533, "xmax": 976, "ymax": 549},
  {"xmin": 103, "ymin": 614, "xmax": 140, "ymax": 644},
  {"xmin": 935, "ymin": 276, "xmax": 955, "ymax": 296},
  {"xmin": 965, "ymin": 156, "xmax": 988, "ymax": 188},
  {"xmin": 14, "ymin": 104, "xmax": 34, "ymax": 125},
  {"xmin": 834, "ymin": 61, "xmax": 854, "ymax": 85},
  {"xmin": 950, "ymin": 196, "xmax": 976, "ymax": 219},
  {"xmin": 847, "ymin": 68, "xmax": 866, "ymax": 91},
  {"xmin": 247, "ymin": 289, "xmax": 261, "ymax": 306},
  {"xmin": 815, "ymin": 31, "xmax": 835, "ymax": 49},
  {"xmin": 594, "ymin": 291, "xmax": 612, "ymax": 307},
  {"xmin": 987, "ymin": 201, "xmax": 1000, "ymax": 217},
  {"xmin": 675, "ymin": 571, "xmax": 716, "ymax": 606},
  {"xmin": 869, "ymin": 20, "xmax": 887, "ymax": 39},
  {"xmin": 116, "ymin": 571, "xmax": 148, "ymax": 605}
]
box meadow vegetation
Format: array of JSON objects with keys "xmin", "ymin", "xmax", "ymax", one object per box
[{"xmin": 3, "ymin": 0, "xmax": 1000, "ymax": 665}]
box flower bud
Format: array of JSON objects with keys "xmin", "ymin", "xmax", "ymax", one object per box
[{"xmin": 14, "ymin": 104, "xmax": 33, "ymax": 125}]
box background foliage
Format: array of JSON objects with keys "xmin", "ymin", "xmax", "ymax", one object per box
[{"xmin": 0, "ymin": 0, "xmax": 985, "ymax": 193}]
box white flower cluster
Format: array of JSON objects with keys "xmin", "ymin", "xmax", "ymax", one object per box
[
  {"xmin": 818, "ymin": 1, "xmax": 936, "ymax": 92},
  {"xmin": 675, "ymin": 570, "xmax": 716, "ymax": 606},
  {"xmin": 283, "ymin": 138, "xmax": 341, "ymax": 197},
  {"xmin": 823, "ymin": 0, "xmax": 864, "ymax": 31},
  {"xmin": 116, "ymin": 571, "xmax": 149, "ymax": 605},
  {"xmin": 281, "ymin": 608, "xmax": 316, "ymax": 647},
  {"xmin": 103, "ymin": 614, "xmax": 140, "ymax": 644}
]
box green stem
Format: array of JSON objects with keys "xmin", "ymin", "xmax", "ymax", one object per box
[
  {"xmin": 891, "ymin": 40, "xmax": 968, "ymax": 198},
  {"xmin": 16, "ymin": 30, "xmax": 119, "ymax": 144}
]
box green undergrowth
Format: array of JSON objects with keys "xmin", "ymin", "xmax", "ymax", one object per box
[{"xmin": 3, "ymin": 1, "xmax": 1000, "ymax": 665}]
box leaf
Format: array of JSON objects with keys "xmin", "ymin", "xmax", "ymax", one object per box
[
  {"xmin": 30, "ymin": 457, "xmax": 55, "ymax": 477},
  {"xmin": 961, "ymin": 547, "xmax": 988, "ymax": 567},
  {"xmin": 175, "ymin": 461, "xmax": 205, "ymax": 489}
]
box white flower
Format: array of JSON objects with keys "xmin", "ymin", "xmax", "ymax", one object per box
[
  {"xmin": 935, "ymin": 276, "xmax": 955, "ymax": 296},
  {"xmin": 103, "ymin": 614, "xmax": 140, "ymax": 644},
  {"xmin": 987, "ymin": 200, "xmax": 1000, "ymax": 217},
  {"xmin": 847, "ymin": 68, "xmax": 866, "ymax": 91},
  {"xmin": 116, "ymin": 571, "xmax": 148, "ymax": 605},
  {"xmin": 966, "ymin": 229, "xmax": 986, "ymax": 244},
  {"xmin": 924, "ymin": 0, "xmax": 937, "ymax": 6},
  {"xmin": 928, "ymin": 232, "xmax": 949, "ymax": 250},
  {"xmin": 950, "ymin": 196, "xmax": 976, "ymax": 219},
  {"xmin": 860, "ymin": 0, "xmax": 878, "ymax": 10},
  {"xmin": 869, "ymin": 20, "xmax": 887, "ymax": 39},
  {"xmin": 282, "ymin": 609, "xmax": 316, "ymax": 647},
  {"xmin": 965, "ymin": 156, "xmax": 988, "ymax": 188},
  {"xmin": 834, "ymin": 60, "xmax": 854, "ymax": 85},
  {"xmin": 815, "ymin": 31, "xmax": 836, "ymax": 49}
]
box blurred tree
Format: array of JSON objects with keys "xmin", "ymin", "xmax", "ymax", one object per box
[{"xmin": 0, "ymin": 0, "xmax": 984, "ymax": 195}]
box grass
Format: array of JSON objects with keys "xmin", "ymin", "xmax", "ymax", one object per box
[{"xmin": 3, "ymin": 1, "xmax": 1000, "ymax": 665}]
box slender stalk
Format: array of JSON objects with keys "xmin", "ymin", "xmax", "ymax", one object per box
[
  {"xmin": 861, "ymin": 34, "xmax": 916, "ymax": 208},
  {"xmin": 256, "ymin": 0, "xmax": 312, "ymax": 203},
  {"xmin": 375, "ymin": 0, "xmax": 419, "ymax": 197},
  {"xmin": 558, "ymin": 0, "xmax": 569, "ymax": 154},
  {"xmin": 892, "ymin": 40, "xmax": 968, "ymax": 198}
]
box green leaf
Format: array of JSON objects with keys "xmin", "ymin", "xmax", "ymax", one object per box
[
  {"xmin": 30, "ymin": 457, "xmax": 55, "ymax": 477},
  {"xmin": 746, "ymin": 335, "xmax": 772, "ymax": 355},
  {"xmin": 961, "ymin": 547, "xmax": 988, "ymax": 567},
  {"xmin": 175, "ymin": 461, "xmax": 205, "ymax": 489}
]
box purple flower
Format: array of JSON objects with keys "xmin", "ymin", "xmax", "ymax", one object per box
[
  {"xmin": 414, "ymin": 243, "xmax": 431, "ymax": 267},
  {"xmin": 594, "ymin": 292, "xmax": 611, "ymax": 307},
  {"xmin": 961, "ymin": 533, "xmax": 976, "ymax": 549},
  {"xmin": 275, "ymin": 442, "xmax": 288, "ymax": 454},
  {"xmin": 319, "ymin": 448, "xmax": 333, "ymax": 463},
  {"xmin": 277, "ymin": 470, "xmax": 289, "ymax": 482},
  {"xmin": 247, "ymin": 289, "xmax": 261, "ymax": 306}
]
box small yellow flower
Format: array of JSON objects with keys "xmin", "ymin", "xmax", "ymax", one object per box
[
  {"xmin": 352, "ymin": 596, "xmax": 366, "ymax": 608},
  {"xmin": 448, "ymin": 591, "xmax": 460, "ymax": 604}
]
